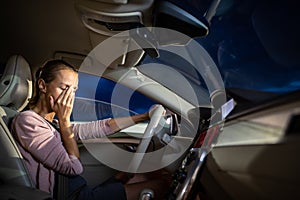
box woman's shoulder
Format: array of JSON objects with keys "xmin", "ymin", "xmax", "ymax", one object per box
[
  {"xmin": 14, "ymin": 110, "xmax": 45, "ymax": 123},
  {"xmin": 16, "ymin": 110, "xmax": 39, "ymax": 117},
  {"xmin": 12, "ymin": 110, "xmax": 55, "ymax": 135}
]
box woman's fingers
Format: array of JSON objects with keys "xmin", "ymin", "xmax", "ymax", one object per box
[
  {"xmin": 64, "ymin": 87, "xmax": 74, "ymax": 106},
  {"xmin": 56, "ymin": 87, "xmax": 74, "ymax": 106},
  {"xmin": 52, "ymin": 87, "xmax": 75, "ymax": 120},
  {"xmin": 55, "ymin": 87, "xmax": 67, "ymax": 105}
]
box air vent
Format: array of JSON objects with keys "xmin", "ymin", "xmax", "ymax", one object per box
[
  {"xmin": 77, "ymin": 4, "xmax": 142, "ymax": 36},
  {"xmin": 94, "ymin": 0, "xmax": 128, "ymax": 4}
]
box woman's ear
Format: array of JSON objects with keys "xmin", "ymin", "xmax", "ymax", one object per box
[{"xmin": 38, "ymin": 78, "xmax": 47, "ymax": 93}]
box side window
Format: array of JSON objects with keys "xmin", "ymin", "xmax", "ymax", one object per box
[{"xmin": 72, "ymin": 72, "xmax": 156, "ymax": 121}]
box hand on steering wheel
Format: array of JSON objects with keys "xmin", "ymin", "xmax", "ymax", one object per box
[
  {"xmin": 128, "ymin": 104, "xmax": 165, "ymax": 172},
  {"xmin": 149, "ymin": 104, "xmax": 166, "ymax": 118}
]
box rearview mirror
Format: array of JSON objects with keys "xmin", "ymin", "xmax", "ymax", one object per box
[{"xmin": 153, "ymin": 1, "xmax": 209, "ymax": 39}]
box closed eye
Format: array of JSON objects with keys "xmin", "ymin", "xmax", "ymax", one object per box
[{"xmin": 60, "ymin": 87, "xmax": 68, "ymax": 91}]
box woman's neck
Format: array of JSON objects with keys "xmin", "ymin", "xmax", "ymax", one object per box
[{"xmin": 32, "ymin": 103, "xmax": 55, "ymax": 122}]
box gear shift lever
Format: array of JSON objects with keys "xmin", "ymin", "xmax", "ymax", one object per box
[{"xmin": 139, "ymin": 189, "xmax": 154, "ymax": 200}]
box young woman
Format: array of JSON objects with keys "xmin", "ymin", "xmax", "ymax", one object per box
[{"xmin": 11, "ymin": 59, "xmax": 169, "ymax": 200}]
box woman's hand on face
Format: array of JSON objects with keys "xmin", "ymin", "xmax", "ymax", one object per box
[{"xmin": 50, "ymin": 86, "xmax": 75, "ymax": 123}]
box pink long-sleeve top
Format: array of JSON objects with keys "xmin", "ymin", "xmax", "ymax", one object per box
[{"xmin": 11, "ymin": 110, "xmax": 114, "ymax": 195}]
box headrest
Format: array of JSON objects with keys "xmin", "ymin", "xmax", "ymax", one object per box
[{"xmin": 0, "ymin": 55, "xmax": 32, "ymax": 111}]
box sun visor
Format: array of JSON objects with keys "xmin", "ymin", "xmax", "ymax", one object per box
[{"xmin": 75, "ymin": 0, "xmax": 155, "ymax": 69}]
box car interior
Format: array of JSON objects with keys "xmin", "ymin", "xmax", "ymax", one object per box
[
  {"xmin": 1, "ymin": 0, "xmax": 300, "ymax": 200},
  {"xmin": 0, "ymin": 55, "xmax": 52, "ymax": 199}
]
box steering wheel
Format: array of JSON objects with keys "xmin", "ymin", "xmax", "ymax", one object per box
[{"xmin": 127, "ymin": 105, "xmax": 165, "ymax": 172}]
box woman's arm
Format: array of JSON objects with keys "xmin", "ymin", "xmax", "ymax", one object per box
[
  {"xmin": 72, "ymin": 105, "xmax": 164, "ymax": 139},
  {"xmin": 51, "ymin": 86, "xmax": 80, "ymax": 159},
  {"xmin": 12, "ymin": 111, "xmax": 83, "ymax": 175},
  {"xmin": 107, "ymin": 112, "xmax": 149, "ymax": 133},
  {"xmin": 59, "ymin": 119, "xmax": 80, "ymax": 158}
]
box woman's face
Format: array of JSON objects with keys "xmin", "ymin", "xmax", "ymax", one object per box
[{"xmin": 43, "ymin": 69, "xmax": 78, "ymax": 109}]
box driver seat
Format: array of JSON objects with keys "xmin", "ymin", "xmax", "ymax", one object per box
[
  {"xmin": 0, "ymin": 55, "xmax": 51, "ymax": 199},
  {"xmin": 0, "ymin": 55, "xmax": 33, "ymax": 186}
]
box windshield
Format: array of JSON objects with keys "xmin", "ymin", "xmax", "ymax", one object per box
[{"xmin": 140, "ymin": 0, "xmax": 300, "ymax": 108}]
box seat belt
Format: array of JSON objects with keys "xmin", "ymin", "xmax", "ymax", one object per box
[
  {"xmin": 47, "ymin": 120, "xmax": 69, "ymax": 200},
  {"xmin": 55, "ymin": 173, "xmax": 69, "ymax": 200}
]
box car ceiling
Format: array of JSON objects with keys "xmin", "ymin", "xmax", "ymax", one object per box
[
  {"xmin": 1, "ymin": 0, "xmax": 86, "ymax": 68},
  {"xmin": 0, "ymin": 0, "xmax": 155, "ymax": 71}
]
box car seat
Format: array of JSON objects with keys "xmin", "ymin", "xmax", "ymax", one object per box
[
  {"xmin": 0, "ymin": 55, "xmax": 32, "ymax": 112},
  {"xmin": 0, "ymin": 55, "xmax": 51, "ymax": 199},
  {"xmin": 0, "ymin": 55, "xmax": 33, "ymax": 185}
]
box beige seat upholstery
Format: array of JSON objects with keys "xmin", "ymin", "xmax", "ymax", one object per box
[
  {"xmin": 0, "ymin": 55, "xmax": 33, "ymax": 187},
  {"xmin": 0, "ymin": 55, "xmax": 32, "ymax": 112}
]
